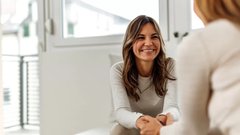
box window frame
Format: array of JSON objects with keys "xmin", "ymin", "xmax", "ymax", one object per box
[{"xmin": 46, "ymin": 0, "xmax": 170, "ymax": 47}]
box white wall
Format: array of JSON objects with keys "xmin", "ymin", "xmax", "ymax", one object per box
[{"xmin": 40, "ymin": 45, "xmax": 122, "ymax": 135}]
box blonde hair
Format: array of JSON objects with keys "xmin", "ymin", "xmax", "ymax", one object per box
[{"xmin": 195, "ymin": 0, "xmax": 240, "ymax": 25}]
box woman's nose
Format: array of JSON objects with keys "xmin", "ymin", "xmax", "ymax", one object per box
[{"xmin": 144, "ymin": 38, "xmax": 153, "ymax": 45}]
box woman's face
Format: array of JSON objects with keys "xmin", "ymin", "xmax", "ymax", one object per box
[{"xmin": 133, "ymin": 23, "xmax": 161, "ymax": 63}]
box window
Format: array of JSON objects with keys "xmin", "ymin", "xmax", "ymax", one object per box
[
  {"xmin": 63, "ymin": 0, "xmax": 159, "ymax": 38},
  {"xmin": 47, "ymin": 0, "xmax": 169, "ymax": 46}
]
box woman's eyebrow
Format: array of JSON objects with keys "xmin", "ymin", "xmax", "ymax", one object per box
[
  {"xmin": 137, "ymin": 34, "xmax": 145, "ymax": 36},
  {"xmin": 152, "ymin": 33, "xmax": 158, "ymax": 36}
]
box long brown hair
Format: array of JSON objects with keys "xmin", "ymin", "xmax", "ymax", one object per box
[
  {"xmin": 122, "ymin": 15, "xmax": 176, "ymax": 101},
  {"xmin": 195, "ymin": 0, "xmax": 240, "ymax": 25}
]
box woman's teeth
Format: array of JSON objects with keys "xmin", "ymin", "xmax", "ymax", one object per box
[{"xmin": 141, "ymin": 49, "xmax": 154, "ymax": 52}]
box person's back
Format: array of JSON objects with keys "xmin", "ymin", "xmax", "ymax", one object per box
[
  {"xmin": 199, "ymin": 19, "xmax": 240, "ymax": 134},
  {"xmin": 159, "ymin": 0, "xmax": 240, "ymax": 135},
  {"xmin": 176, "ymin": 18, "xmax": 240, "ymax": 134}
]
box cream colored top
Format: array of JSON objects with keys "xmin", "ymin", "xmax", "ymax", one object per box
[
  {"xmin": 110, "ymin": 61, "xmax": 179, "ymax": 129},
  {"xmin": 161, "ymin": 19, "xmax": 240, "ymax": 135}
]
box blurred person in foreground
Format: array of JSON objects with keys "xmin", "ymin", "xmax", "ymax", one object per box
[{"xmin": 143, "ymin": 0, "xmax": 240, "ymax": 135}]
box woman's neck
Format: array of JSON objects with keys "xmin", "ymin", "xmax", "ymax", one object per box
[{"xmin": 136, "ymin": 61, "xmax": 153, "ymax": 77}]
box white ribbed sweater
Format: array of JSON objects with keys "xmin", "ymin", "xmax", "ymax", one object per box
[{"xmin": 161, "ymin": 19, "xmax": 240, "ymax": 135}]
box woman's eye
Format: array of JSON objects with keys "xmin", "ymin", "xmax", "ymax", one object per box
[
  {"xmin": 152, "ymin": 36, "xmax": 159, "ymax": 39},
  {"xmin": 137, "ymin": 37, "xmax": 145, "ymax": 40}
]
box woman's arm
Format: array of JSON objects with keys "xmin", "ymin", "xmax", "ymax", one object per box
[
  {"xmin": 161, "ymin": 61, "xmax": 180, "ymax": 122},
  {"xmin": 110, "ymin": 62, "xmax": 143, "ymax": 128}
]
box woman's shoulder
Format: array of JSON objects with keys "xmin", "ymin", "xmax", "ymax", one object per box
[
  {"xmin": 179, "ymin": 19, "xmax": 237, "ymax": 48},
  {"xmin": 181, "ymin": 19, "xmax": 240, "ymax": 50},
  {"xmin": 203, "ymin": 19, "xmax": 239, "ymax": 38},
  {"xmin": 207, "ymin": 19, "xmax": 239, "ymax": 32}
]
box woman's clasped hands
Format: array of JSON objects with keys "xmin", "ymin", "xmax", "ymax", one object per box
[{"xmin": 136, "ymin": 113, "xmax": 174, "ymax": 135}]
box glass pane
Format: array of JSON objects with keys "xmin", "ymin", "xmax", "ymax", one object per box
[
  {"xmin": 63, "ymin": 0, "xmax": 159, "ymax": 38},
  {"xmin": 1, "ymin": 0, "xmax": 40, "ymax": 132},
  {"xmin": 191, "ymin": 0, "xmax": 204, "ymax": 29}
]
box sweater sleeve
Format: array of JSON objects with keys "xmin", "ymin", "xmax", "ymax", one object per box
[
  {"xmin": 110, "ymin": 62, "xmax": 143, "ymax": 129},
  {"xmin": 161, "ymin": 59, "xmax": 180, "ymax": 121},
  {"xmin": 161, "ymin": 34, "xmax": 211, "ymax": 135},
  {"xmin": 161, "ymin": 78, "xmax": 180, "ymax": 121}
]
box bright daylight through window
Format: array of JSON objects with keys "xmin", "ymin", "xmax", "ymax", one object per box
[{"xmin": 63, "ymin": 0, "xmax": 159, "ymax": 38}]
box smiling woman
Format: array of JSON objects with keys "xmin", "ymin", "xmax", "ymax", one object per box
[{"xmin": 109, "ymin": 15, "xmax": 180, "ymax": 135}]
